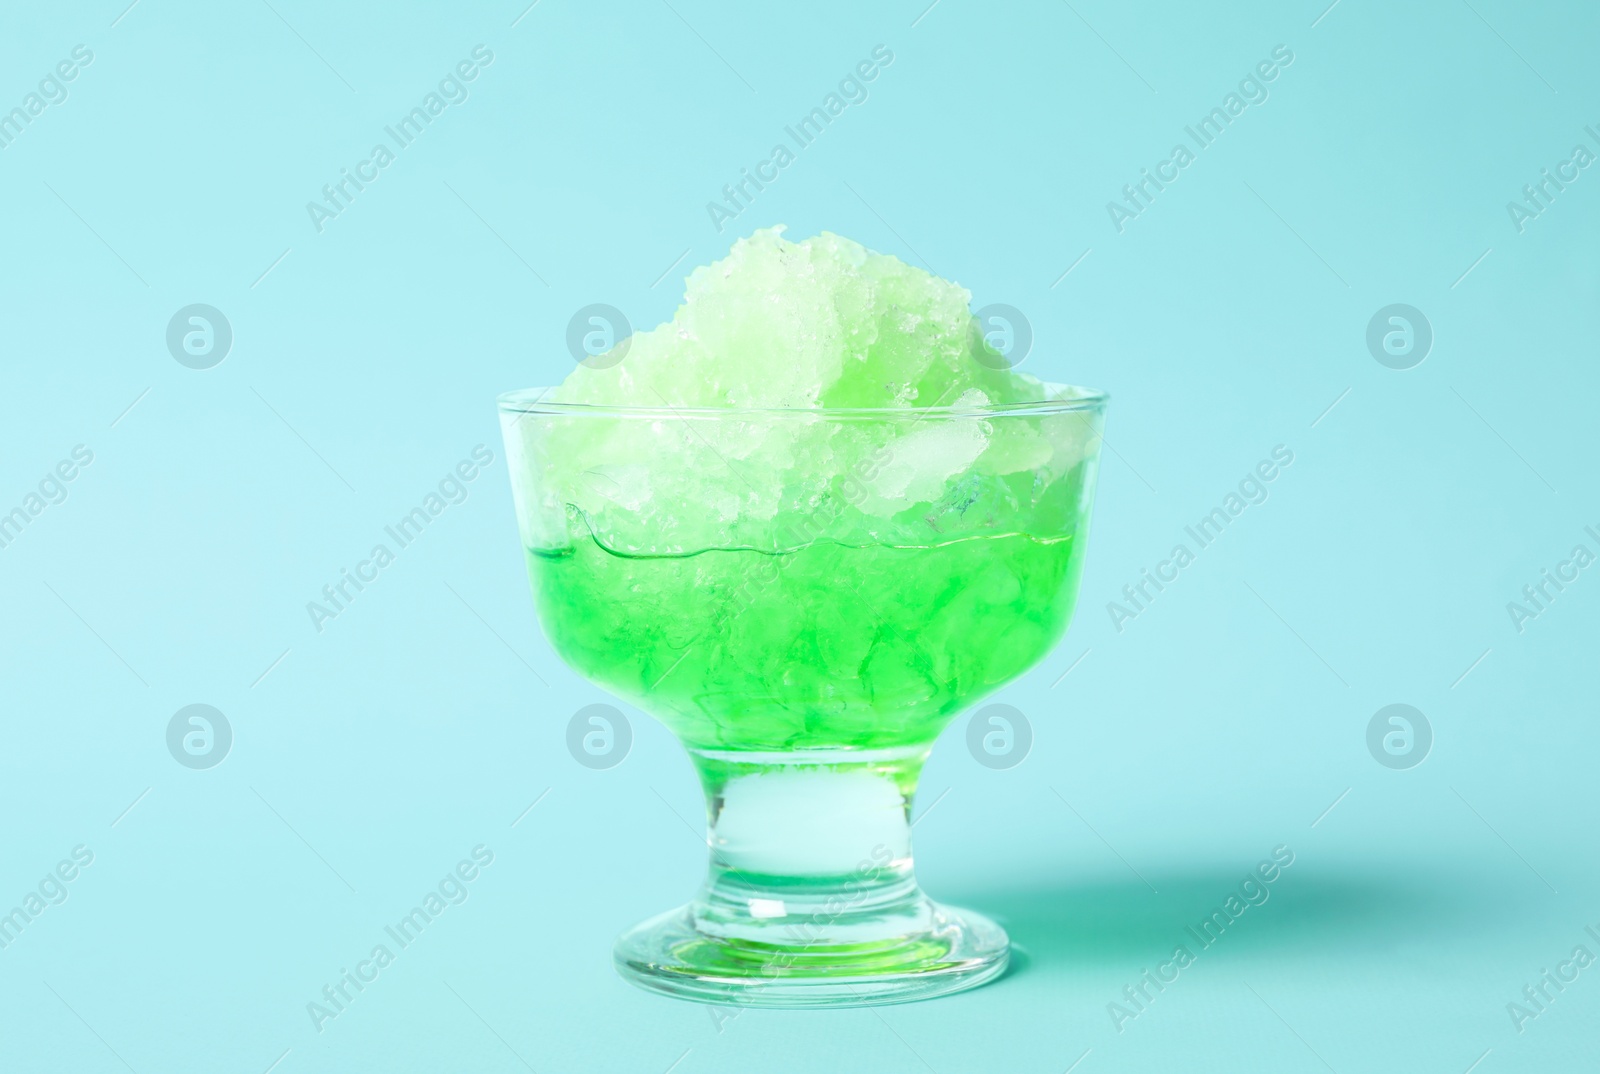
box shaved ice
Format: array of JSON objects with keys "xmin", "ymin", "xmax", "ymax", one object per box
[{"xmin": 504, "ymin": 227, "xmax": 1102, "ymax": 557}]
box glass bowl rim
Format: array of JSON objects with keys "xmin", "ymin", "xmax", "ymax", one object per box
[{"xmin": 497, "ymin": 381, "xmax": 1108, "ymax": 419}]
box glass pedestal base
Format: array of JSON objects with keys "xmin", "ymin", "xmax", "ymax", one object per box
[
  {"xmin": 615, "ymin": 897, "xmax": 1008, "ymax": 1007},
  {"xmin": 614, "ymin": 746, "xmax": 1010, "ymax": 1007}
]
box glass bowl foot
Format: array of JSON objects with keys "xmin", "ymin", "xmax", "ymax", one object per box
[{"xmin": 614, "ymin": 897, "xmax": 1008, "ymax": 1008}]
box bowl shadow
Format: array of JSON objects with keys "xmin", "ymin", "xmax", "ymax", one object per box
[{"xmin": 940, "ymin": 864, "xmax": 1490, "ymax": 983}]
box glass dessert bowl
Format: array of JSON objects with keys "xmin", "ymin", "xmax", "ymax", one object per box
[{"xmin": 498, "ymin": 385, "xmax": 1107, "ymax": 1007}]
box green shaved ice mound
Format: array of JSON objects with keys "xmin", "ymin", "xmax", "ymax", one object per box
[
  {"xmin": 552, "ymin": 227, "xmax": 1036, "ymax": 410},
  {"xmin": 508, "ymin": 227, "xmax": 1102, "ymax": 556}
]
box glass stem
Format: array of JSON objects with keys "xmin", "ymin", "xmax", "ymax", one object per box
[{"xmin": 687, "ymin": 746, "xmax": 931, "ymax": 943}]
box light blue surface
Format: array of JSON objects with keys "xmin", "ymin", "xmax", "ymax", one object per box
[{"xmin": 2, "ymin": 1, "xmax": 1597, "ymax": 1070}]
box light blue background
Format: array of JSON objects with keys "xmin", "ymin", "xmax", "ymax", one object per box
[{"xmin": 2, "ymin": 1, "xmax": 1597, "ymax": 1071}]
